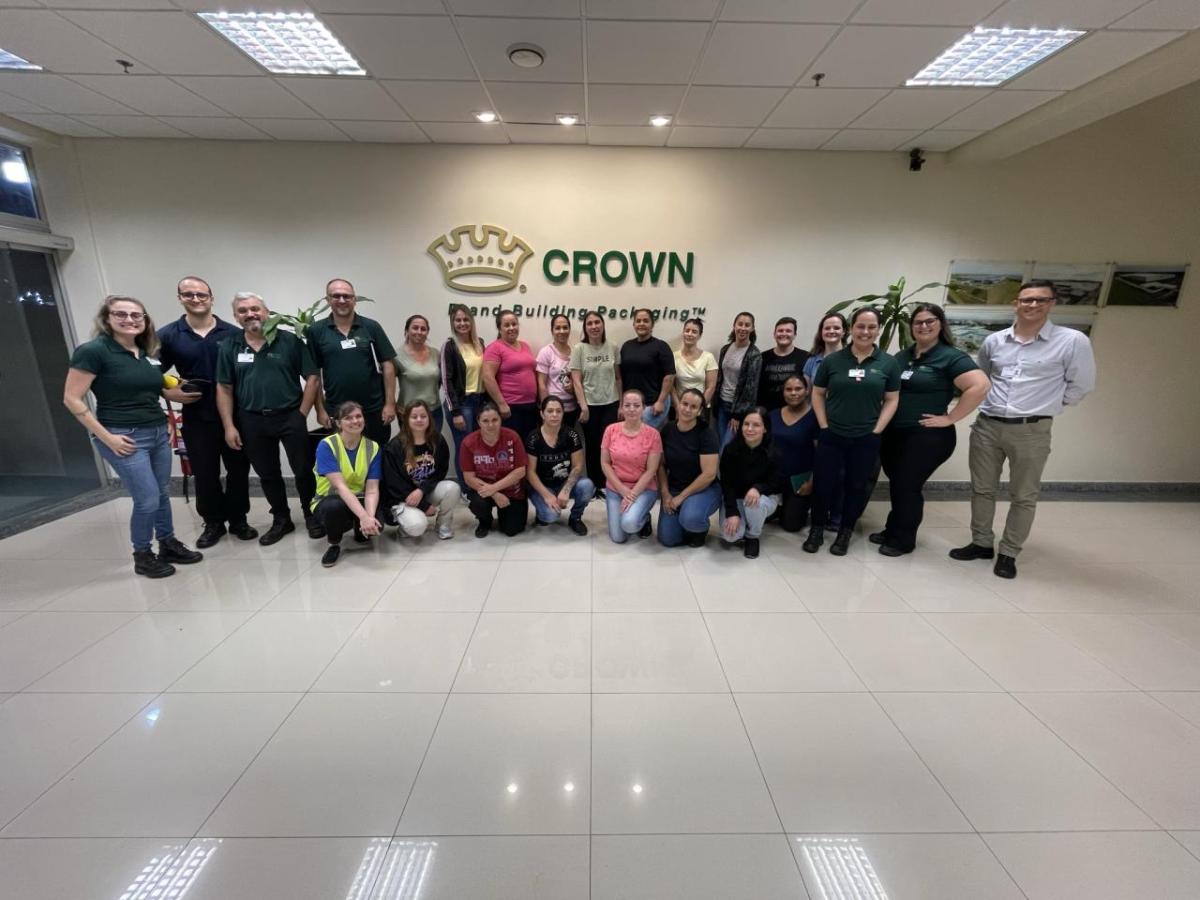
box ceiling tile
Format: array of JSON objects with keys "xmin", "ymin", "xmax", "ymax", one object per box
[
  {"xmin": 822, "ymin": 128, "xmax": 922, "ymax": 150},
  {"xmin": 695, "ymin": 23, "xmax": 838, "ymax": 86},
  {"xmin": 719, "ymin": 0, "xmax": 859, "ymax": 23},
  {"xmin": 0, "ymin": 10, "xmax": 145, "ymax": 74},
  {"xmin": 586, "ymin": 124, "xmax": 667, "ymax": 145},
  {"xmin": 1008, "ymin": 30, "xmax": 1182, "ymax": 90},
  {"xmin": 903, "ymin": 129, "xmax": 983, "ymax": 151},
  {"xmin": 764, "ymin": 87, "xmax": 888, "ymax": 127},
  {"xmin": 172, "ymin": 0, "xmax": 313, "ymax": 10},
  {"xmin": 667, "ymin": 125, "xmax": 754, "ymax": 147},
  {"xmin": 73, "ymin": 114, "xmax": 189, "ymax": 138},
  {"xmin": 0, "ymin": 73, "xmax": 136, "ymax": 115},
  {"xmin": 746, "ymin": 127, "xmax": 838, "ymax": 148},
  {"xmin": 158, "ymin": 116, "xmax": 272, "ymax": 140},
  {"xmin": 244, "ymin": 117, "xmax": 351, "ymax": 140},
  {"xmin": 379, "ymin": 80, "xmax": 489, "ymax": 121},
  {"xmin": 451, "ymin": 0, "xmax": 580, "ymax": 14},
  {"xmin": 984, "ymin": 0, "xmax": 1145, "ymax": 29},
  {"xmin": 456, "ymin": 17, "xmax": 583, "ymax": 82},
  {"xmin": 804, "ymin": 25, "xmax": 967, "ymax": 88},
  {"xmin": 332, "ymin": 120, "xmax": 431, "ymax": 142},
  {"xmin": 172, "ymin": 76, "xmax": 319, "ymax": 118},
  {"xmin": 586, "ymin": 83, "xmax": 685, "ymax": 125},
  {"xmin": 586, "ymin": 0, "xmax": 720, "ymax": 18},
  {"xmin": 276, "ymin": 77, "xmax": 409, "ymax": 120},
  {"xmin": 60, "ymin": 11, "xmax": 262, "ymax": 76},
  {"xmin": 0, "ymin": 90, "xmax": 44, "ymax": 114},
  {"xmin": 313, "ymin": 0, "xmax": 442, "ymax": 11},
  {"xmin": 325, "ymin": 15, "xmax": 476, "ymax": 79},
  {"xmin": 938, "ymin": 89, "xmax": 1061, "ymax": 129},
  {"xmin": 5, "ymin": 113, "xmax": 113, "ymax": 137},
  {"xmin": 41, "ymin": 0, "xmax": 176, "ymax": 8},
  {"xmin": 852, "ymin": 0, "xmax": 1000, "ymax": 26},
  {"xmin": 486, "ymin": 81, "xmax": 583, "ymax": 123},
  {"xmin": 850, "ymin": 87, "xmax": 989, "ymax": 129},
  {"xmin": 505, "ymin": 122, "xmax": 587, "ymax": 143},
  {"xmin": 0, "ymin": 0, "xmax": 52, "ymax": 7},
  {"xmin": 419, "ymin": 121, "xmax": 510, "ymax": 143},
  {"xmin": 1112, "ymin": 0, "xmax": 1200, "ymax": 29},
  {"xmin": 69, "ymin": 75, "xmax": 226, "ymax": 117},
  {"xmin": 677, "ymin": 85, "xmax": 787, "ymax": 126},
  {"xmin": 586, "ymin": 20, "xmax": 709, "ymax": 83}
]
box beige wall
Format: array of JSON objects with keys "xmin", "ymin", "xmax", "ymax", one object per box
[{"xmin": 34, "ymin": 82, "xmax": 1200, "ymax": 483}]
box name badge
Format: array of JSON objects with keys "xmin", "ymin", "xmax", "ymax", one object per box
[
  {"xmin": 147, "ymin": 358, "xmax": 161, "ymax": 367},
  {"xmin": 848, "ymin": 368, "xmax": 866, "ymax": 380},
  {"xmin": 1001, "ymin": 364, "xmax": 1020, "ymax": 379},
  {"xmin": 900, "ymin": 369, "xmax": 914, "ymax": 381},
  {"xmin": 340, "ymin": 339, "xmax": 357, "ymax": 350},
  {"xmin": 237, "ymin": 352, "xmax": 255, "ymax": 363}
]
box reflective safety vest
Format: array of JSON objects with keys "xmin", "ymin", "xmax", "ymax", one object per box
[{"xmin": 311, "ymin": 433, "xmax": 380, "ymax": 513}]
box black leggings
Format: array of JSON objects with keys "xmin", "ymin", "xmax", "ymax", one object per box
[
  {"xmin": 466, "ymin": 490, "xmax": 529, "ymax": 536},
  {"xmin": 313, "ymin": 495, "xmax": 361, "ymax": 544},
  {"xmin": 880, "ymin": 425, "xmax": 956, "ymax": 551},
  {"xmin": 811, "ymin": 430, "xmax": 881, "ymax": 532},
  {"xmin": 580, "ymin": 402, "xmax": 618, "ymax": 487}
]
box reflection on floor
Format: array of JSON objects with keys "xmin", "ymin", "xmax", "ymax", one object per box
[{"xmin": 2, "ymin": 496, "xmax": 1200, "ymax": 899}]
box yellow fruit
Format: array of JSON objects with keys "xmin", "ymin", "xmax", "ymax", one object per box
[{"xmin": 163, "ymin": 374, "xmax": 180, "ymax": 388}]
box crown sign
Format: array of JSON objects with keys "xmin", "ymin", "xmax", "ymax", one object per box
[{"xmin": 427, "ymin": 224, "xmax": 534, "ymax": 294}]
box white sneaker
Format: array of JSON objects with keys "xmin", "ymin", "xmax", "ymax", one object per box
[{"xmin": 437, "ymin": 524, "xmax": 454, "ymax": 540}]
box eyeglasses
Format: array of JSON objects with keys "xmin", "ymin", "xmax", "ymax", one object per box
[
  {"xmin": 109, "ymin": 311, "xmax": 145, "ymax": 321},
  {"xmin": 328, "ymin": 293, "xmax": 355, "ymax": 301},
  {"xmin": 1017, "ymin": 296, "xmax": 1054, "ymax": 306},
  {"xmin": 912, "ymin": 319, "xmax": 939, "ymax": 328},
  {"xmin": 178, "ymin": 291, "xmax": 211, "ymax": 300}
]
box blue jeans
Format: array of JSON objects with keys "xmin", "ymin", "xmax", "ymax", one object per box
[
  {"xmin": 641, "ymin": 394, "xmax": 671, "ymax": 430},
  {"xmin": 719, "ymin": 494, "xmax": 780, "ymax": 541},
  {"xmin": 657, "ymin": 483, "xmax": 721, "ymax": 546},
  {"xmin": 529, "ymin": 478, "xmax": 595, "ymax": 524},
  {"xmin": 715, "ymin": 400, "xmax": 737, "ymax": 450},
  {"xmin": 605, "ymin": 488, "xmax": 658, "ymax": 543},
  {"xmin": 446, "ymin": 393, "xmax": 482, "ymax": 485},
  {"xmin": 94, "ymin": 424, "xmax": 174, "ymax": 552}
]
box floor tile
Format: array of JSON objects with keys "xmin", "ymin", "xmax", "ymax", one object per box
[
  {"xmin": 0, "ymin": 559, "xmax": 123, "ymax": 609},
  {"xmin": 1174, "ymin": 830, "xmax": 1200, "ymax": 860},
  {"xmin": 1141, "ymin": 614, "xmax": 1200, "ymax": 651},
  {"xmin": 484, "ymin": 561, "xmax": 592, "ymax": 612},
  {"xmin": 0, "ymin": 611, "xmax": 27, "ymax": 628},
  {"xmin": 201, "ymin": 694, "xmax": 443, "ymax": 836},
  {"xmin": 791, "ymin": 833, "xmax": 1023, "ymax": 900},
  {"xmin": 1141, "ymin": 563, "xmax": 1200, "ymax": 599},
  {"xmin": 397, "ymin": 694, "xmax": 589, "ymax": 835},
  {"xmin": 454, "ymin": 612, "xmax": 590, "ymax": 693},
  {"xmin": 738, "ymin": 693, "xmax": 970, "ymax": 833},
  {"xmin": 169, "ymin": 611, "xmax": 366, "ymax": 692},
  {"xmin": 183, "ymin": 837, "xmax": 393, "ymax": 900},
  {"xmin": 873, "ymin": 563, "xmax": 1016, "ymax": 612},
  {"xmin": 986, "ymin": 564, "xmax": 1200, "ymax": 613},
  {"xmin": 593, "ymin": 834, "xmax": 807, "ymax": 900},
  {"xmin": 502, "ymin": 528, "xmax": 593, "ymax": 560},
  {"xmin": 313, "ymin": 612, "xmax": 477, "ymax": 693},
  {"xmin": 1017, "ymin": 691, "xmax": 1200, "ymax": 828},
  {"xmin": 1034, "ymin": 613, "xmax": 1200, "ymax": 690},
  {"xmin": 0, "ymin": 837, "xmax": 198, "ymax": 900},
  {"xmin": 878, "ymin": 692, "xmax": 1156, "ymax": 831},
  {"xmin": 772, "ymin": 559, "xmax": 910, "ymax": 612},
  {"xmin": 152, "ymin": 571, "xmax": 296, "ymax": 612},
  {"xmin": 592, "ymin": 613, "xmax": 727, "ymax": 692},
  {"xmin": 704, "ymin": 613, "xmax": 865, "ymax": 692},
  {"xmin": 40, "ymin": 570, "xmax": 207, "ymax": 612},
  {"xmin": 263, "ymin": 570, "xmax": 400, "ymax": 611},
  {"xmin": 985, "ymin": 831, "xmax": 1200, "ymax": 900},
  {"xmin": 687, "ymin": 554, "xmax": 804, "ymax": 612},
  {"xmin": 0, "ymin": 611, "xmax": 136, "ymax": 691},
  {"xmin": 591, "ymin": 693, "xmax": 781, "ymax": 834},
  {"xmin": 375, "ymin": 560, "xmax": 500, "ymax": 611},
  {"xmin": 1153, "ymin": 692, "xmax": 1200, "ymax": 727},
  {"xmin": 592, "ymin": 558, "xmax": 699, "ymax": 612},
  {"xmin": 2, "ymin": 693, "xmax": 299, "ymax": 837},
  {"xmin": 815, "ymin": 614, "xmax": 1000, "ymax": 691}
]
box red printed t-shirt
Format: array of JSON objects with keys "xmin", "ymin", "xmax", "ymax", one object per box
[
  {"xmin": 459, "ymin": 428, "xmax": 528, "ymax": 499},
  {"xmin": 601, "ymin": 422, "xmax": 663, "ymax": 489},
  {"xmin": 482, "ymin": 339, "xmax": 537, "ymax": 405}
]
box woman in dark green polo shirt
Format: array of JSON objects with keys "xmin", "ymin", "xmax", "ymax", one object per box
[
  {"xmin": 63, "ymin": 296, "xmax": 203, "ymax": 579},
  {"xmin": 805, "ymin": 306, "xmax": 901, "ymax": 556},
  {"xmin": 872, "ymin": 303, "xmax": 990, "ymax": 556}
]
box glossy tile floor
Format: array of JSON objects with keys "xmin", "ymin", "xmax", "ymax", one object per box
[{"xmin": 2, "ymin": 496, "xmax": 1200, "ymax": 899}]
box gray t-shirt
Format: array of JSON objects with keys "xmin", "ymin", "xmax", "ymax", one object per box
[
  {"xmin": 569, "ymin": 340, "xmax": 621, "ymax": 406},
  {"xmin": 720, "ymin": 344, "xmax": 748, "ymax": 403},
  {"xmin": 395, "ymin": 344, "xmax": 441, "ymax": 408}
]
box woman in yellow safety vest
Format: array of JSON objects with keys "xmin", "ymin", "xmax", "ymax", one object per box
[{"xmin": 312, "ymin": 400, "xmax": 382, "ymax": 568}]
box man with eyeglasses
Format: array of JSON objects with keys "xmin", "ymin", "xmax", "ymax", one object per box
[
  {"xmin": 307, "ymin": 278, "xmax": 397, "ymax": 447},
  {"xmin": 157, "ymin": 276, "xmax": 257, "ymax": 548},
  {"xmin": 950, "ymin": 279, "xmax": 1096, "ymax": 579}
]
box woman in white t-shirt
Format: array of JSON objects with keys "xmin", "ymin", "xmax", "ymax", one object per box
[
  {"xmin": 672, "ymin": 317, "xmax": 717, "ymax": 417},
  {"xmin": 535, "ymin": 314, "xmax": 579, "ymax": 428}
]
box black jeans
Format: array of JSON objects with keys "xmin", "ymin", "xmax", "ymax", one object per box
[
  {"xmin": 581, "ymin": 401, "xmax": 618, "ymax": 488},
  {"xmin": 880, "ymin": 424, "xmax": 956, "ymax": 552},
  {"xmin": 238, "ymin": 408, "xmax": 316, "ymax": 521},
  {"xmin": 811, "ymin": 430, "xmax": 881, "ymax": 532},
  {"xmin": 779, "ymin": 489, "xmax": 812, "ymax": 533},
  {"xmin": 183, "ymin": 415, "xmax": 251, "ymax": 526},
  {"xmin": 313, "ymin": 495, "xmax": 359, "ymax": 544},
  {"xmin": 362, "ymin": 408, "xmax": 392, "ymax": 449},
  {"xmin": 502, "ymin": 403, "xmax": 539, "ymax": 443},
  {"xmin": 465, "ymin": 489, "xmax": 529, "ymax": 536}
]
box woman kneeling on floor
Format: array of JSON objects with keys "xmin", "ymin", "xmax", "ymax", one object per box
[
  {"xmin": 383, "ymin": 400, "xmax": 461, "ymax": 540},
  {"xmin": 718, "ymin": 407, "xmax": 783, "ymax": 559},
  {"xmin": 312, "ymin": 400, "xmax": 383, "ymax": 568},
  {"xmin": 526, "ymin": 395, "xmax": 594, "ymax": 535},
  {"xmin": 460, "ymin": 402, "xmax": 529, "ymax": 538}
]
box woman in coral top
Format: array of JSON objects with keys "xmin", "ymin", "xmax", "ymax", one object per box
[{"xmin": 600, "ymin": 389, "xmax": 663, "ymax": 544}]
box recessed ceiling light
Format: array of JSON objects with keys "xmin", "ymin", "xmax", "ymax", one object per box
[
  {"xmin": 556, "ymin": 113, "xmax": 579, "ymax": 126},
  {"xmin": 507, "ymin": 43, "xmax": 545, "ymax": 69},
  {"xmin": 907, "ymin": 26, "xmax": 1085, "ymax": 87},
  {"xmin": 475, "ymin": 110, "xmax": 498, "ymax": 123},
  {"xmin": 649, "ymin": 114, "xmax": 671, "ymax": 127},
  {"xmin": 197, "ymin": 11, "xmax": 365, "ymax": 76},
  {"xmin": 0, "ymin": 48, "xmax": 41, "ymax": 71}
]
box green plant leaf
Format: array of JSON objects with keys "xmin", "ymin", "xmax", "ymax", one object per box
[{"xmin": 902, "ymin": 280, "xmax": 945, "ymax": 300}]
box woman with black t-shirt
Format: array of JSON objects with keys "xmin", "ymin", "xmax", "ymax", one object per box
[
  {"xmin": 769, "ymin": 375, "xmax": 820, "ymax": 533},
  {"xmin": 718, "ymin": 408, "xmax": 783, "ymax": 559},
  {"xmin": 526, "ymin": 396, "xmax": 593, "ymax": 535},
  {"xmin": 384, "ymin": 400, "xmax": 461, "ymax": 540},
  {"xmin": 656, "ymin": 388, "xmax": 721, "ymax": 548}
]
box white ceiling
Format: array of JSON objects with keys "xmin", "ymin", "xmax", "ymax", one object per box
[{"xmin": 0, "ymin": 0, "xmax": 1194, "ymax": 152}]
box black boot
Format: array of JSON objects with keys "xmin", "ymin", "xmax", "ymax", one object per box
[
  {"xmin": 743, "ymin": 537, "xmax": 760, "ymax": 559},
  {"xmin": 802, "ymin": 526, "xmax": 824, "ymax": 553},
  {"xmin": 994, "ymin": 554, "xmax": 1018, "ymax": 579},
  {"xmin": 228, "ymin": 521, "xmax": 259, "ymax": 541},
  {"xmin": 830, "ymin": 528, "xmax": 852, "ymax": 556},
  {"xmin": 684, "ymin": 529, "xmax": 707, "ymax": 548},
  {"xmin": 949, "ymin": 543, "xmax": 994, "ymax": 561},
  {"xmin": 159, "ymin": 537, "xmax": 203, "ymax": 565},
  {"xmin": 259, "ymin": 517, "xmax": 295, "ymax": 546},
  {"xmin": 133, "ymin": 549, "xmax": 175, "ymax": 579},
  {"xmin": 306, "ymin": 516, "xmax": 327, "ymax": 540},
  {"xmin": 868, "ymin": 530, "xmax": 887, "ymax": 545},
  {"xmin": 196, "ymin": 522, "xmax": 225, "ymax": 549}
]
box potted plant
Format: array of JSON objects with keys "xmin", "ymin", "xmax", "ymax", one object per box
[{"xmin": 827, "ymin": 277, "xmax": 952, "ymax": 351}]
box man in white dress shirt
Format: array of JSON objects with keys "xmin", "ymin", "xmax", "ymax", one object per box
[{"xmin": 950, "ymin": 280, "xmax": 1097, "ymax": 579}]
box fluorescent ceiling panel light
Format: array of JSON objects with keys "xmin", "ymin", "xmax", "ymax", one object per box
[
  {"xmin": 649, "ymin": 114, "xmax": 672, "ymax": 127},
  {"xmin": 907, "ymin": 26, "xmax": 1085, "ymax": 87},
  {"xmin": 197, "ymin": 12, "xmax": 365, "ymax": 76},
  {"xmin": 474, "ymin": 110, "xmax": 497, "ymax": 123},
  {"xmin": 556, "ymin": 113, "xmax": 579, "ymax": 126},
  {"xmin": 0, "ymin": 48, "xmax": 41, "ymax": 71}
]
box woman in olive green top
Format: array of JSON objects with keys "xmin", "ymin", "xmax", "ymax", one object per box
[
  {"xmin": 873, "ymin": 303, "xmax": 990, "ymax": 556},
  {"xmin": 63, "ymin": 296, "xmax": 203, "ymax": 579},
  {"xmin": 395, "ymin": 314, "xmax": 443, "ymax": 432},
  {"xmin": 570, "ymin": 310, "xmax": 622, "ymax": 492}
]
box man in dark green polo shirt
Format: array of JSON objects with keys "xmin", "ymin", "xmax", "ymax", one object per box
[
  {"xmin": 216, "ymin": 291, "xmax": 323, "ymax": 545},
  {"xmin": 309, "ymin": 278, "xmax": 397, "ymax": 447}
]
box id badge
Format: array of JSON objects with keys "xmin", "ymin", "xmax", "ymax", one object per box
[
  {"xmin": 237, "ymin": 352, "xmax": 255, "ymax": 363},
  {"xmin": 147, "ymin": 358, "xmax": 161, "ymax": 367},
  {"xmin": 848, "ymin": 368, "xmax": 865, "ymax": 380},
  {"xmin": 1001, "ymin": 364, "xmax": 1020, "ymax": 379},
  {"xmin": 900, "ymin": 369, "xmax": 914, "ymax": 381},
  {"xmin": 340, "ymin": 339, "xmax": 357, "ymax": 350}
]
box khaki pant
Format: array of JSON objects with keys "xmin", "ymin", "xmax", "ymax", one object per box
[{"xmin": 968, "ymin": 415, "xmax": 1053, "ymax": 558}]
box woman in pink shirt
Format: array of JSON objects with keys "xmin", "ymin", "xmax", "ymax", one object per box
[
  {"xmin": 600, "ymin": 389, "xmax": 663, "ymax": 543},
  {"xmin": 482, "ymin": 309, "xmax": 538, "ymax": 441},
  {"xmin": 535, "ymin": 314, "xmax": 579, "ymax": 428}
]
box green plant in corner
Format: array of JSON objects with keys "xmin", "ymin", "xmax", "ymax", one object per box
[
  {"xmin": 262, "ymin": 295, "xmax": 375, "ymax": 343},
  {"xmin": 828, "ymin": 277, "xmax": 959, "ymax": 351}
]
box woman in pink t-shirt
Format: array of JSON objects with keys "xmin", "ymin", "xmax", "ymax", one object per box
[
  {"xmin": 535, "ymin": 314, "xmax": 578, "ymax": 427},
  {"xmin": 482, "ymin": 309, "xmax": 538, "ymax": 441},
  {"xmin": 600, "ymin": 389, "xmax": 663, "ymax": 543}
]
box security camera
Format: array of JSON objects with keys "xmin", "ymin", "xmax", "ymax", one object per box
[{"xmin": 909, "ymin": 148, "xmax": 925, "ymax": 172}]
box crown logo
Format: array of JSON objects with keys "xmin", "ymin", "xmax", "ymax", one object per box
[{"xmin": 427, "ymin": 224, "xmax": 534, "ymax": 294}]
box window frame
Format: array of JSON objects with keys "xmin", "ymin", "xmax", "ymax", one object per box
[{"xmin": 0, "ymin": 139, "xmax": 50, "ymax": 233}]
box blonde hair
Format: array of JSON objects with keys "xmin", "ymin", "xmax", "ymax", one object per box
[{"xmin": 93, "ymin": 295, "xmax": 158, "ymax": 356}]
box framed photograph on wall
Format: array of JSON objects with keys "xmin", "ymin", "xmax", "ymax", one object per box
[
  {"xmin": 945, "ymin": 260, "xmax": 1029, "ymax": 305},
  {"xmin": 1106, "ymin": 265, "xmax": 1187, "ymax": 307},
  {"xmin": 1029, "ymin": 262, "xmax": 1109, "ymax": 306},
  {"xmin": 945, "ymin": 306, "xmax": 1095, "ymax": 359}
]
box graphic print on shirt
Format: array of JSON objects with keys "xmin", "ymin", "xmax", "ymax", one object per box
[{"xmin": 406, "ymin": 449, "xmax": 436, "ymax": 483}]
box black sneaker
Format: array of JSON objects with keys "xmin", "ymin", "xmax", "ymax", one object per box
[
  {"xmin": 878, "ymin": 543, "xmax": 909, "ymax": 557},
  {"xmin": 159, "ymin": 537, "xmax": 203, "ymax": 565},
  {"xmin": 321, "ymin": 544, "xmax": 341, "ymax": 568},
  {"xmin": 994, "ymin": 554, "xmax": 1018, "ymax": 579},
  {"xmin": 639, "ymin": 520, "xmax": 652, "ymax": 538},
  {"xmin": 474, "ymin": 521, "xmax": 490, "ymax": 539},
  {"xmin": 306, "ymin": 517, "xmax": 327, "ymax": 540},
  {"xmin": 228, "ymin": 521, "xmax": 259, "ymax": 541},
  {"xmin": 533, "ymin": 517, "xmax": 551, "ymax": 527},
  {"xmin": 830, "ymin": 528, "xmax": 852, "ymax": 556},
  {"xmin": 802, "ymin": 527, "xmax": 824, "ymax": 553},
  {"xmin": 684, "ymin": 530, "xmax": 707, "ymax": 548},
  {"xmin": 196, "ymin": 523, "xmax": 226, "ymax": 549},
  {"xmin": 133, "ymin": 549, "xmax": 175, "ymax": 579},
  {"xmin": 949, "ymin": 543, "xmax": 994, "ymax": 561},
  {"xmin": 868, "ymin": 531, "xmax": 887, "ymax": 545},
  {"xmin": 259, "ymin": 518, "xmax": 295, "ymax": 546},
  {"xmin": 568, "ymin": 517, "xmax": 588, "ymax": 536},
  {"xmin": 743, "ymin": 537, "xmax": 760, "ymax": 559}
]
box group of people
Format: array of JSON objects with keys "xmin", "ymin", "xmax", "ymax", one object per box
[{"xmin": 64, "ymin": 277, "xmax": 1095, "ymax": 580}]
